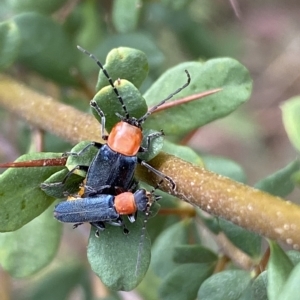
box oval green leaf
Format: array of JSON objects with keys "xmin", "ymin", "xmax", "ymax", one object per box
[
  {"xmin": 87, "ymin": 218, "xmax": 151, "ymax": 291},
  {"xmin": 159, "ymin": 263, "xmax": 215, "ymax": 300},
  {"xmin": 93, "ymin": 79, "xmax": 148, "ymax": 132},
  {"xmin": 218, "ymin": 219, "xmax": 261, "ymax": 258},
  {"xmin": 197, "ymin": 270, "xmax": 252, "ymax": 300},
  {"xmin": 9, "ymin": 0, "xmax": 67, "ymax": 14},
  {"xmin": 138, "ymin": 128, "xmax": 164, "ymax": 162},
  {"xmin": 255, "ymin": 159, "xmax": 300, "ymax": 197},
  {"xmin": 112, "ymin": 0, "xmax": 141, "ymax": 33},
  {"xmin": 278, "ymin": 262, "xmax": 300, "ymax": 300},
  {"xmin": 13, "ymin": 12, "xmax": 78, "ymax": 85},
  {"xmin": 267, "ymin": 240, "xmax": 294, "ymax": 300},
  {"xmin": 173, "ymin": 245, "xmax": 218, "ymax": 264},
  {"xmin": 96, "ymin": 32, "xmax": 164, "ymax": 69},
  {"xmin": 96, "ymin": 47, "xmax": 148, "ymax": 91},
  {"xmin": 0, "ymin": 20, "xmax": 20, "ymax": 70},
  {"xmin": 23, "ymin": 263, "xmax": 92, "ymax": 300},
  {"xmin": 41, "ymin": 168, "xmax": 84, "ymax": 199},
  {"xmin": 150, "ymin": 219, "xmax": 192, "ymax": 278},
  {"xmin": 202, "ymin": 154, "xmax": 247, "ymax": 183},
  {"xmin": 0, "ymin": 152, "xmax": 63, "ymax": 232},
  {"xmin": 163, "ymin": 140, "xmax": 204, "ymax": 166},
  {"xmin": 251, "ymin": 271, "xmax": 268, "ymax": 300},
  {"xmin": 143, "ymin": 59, "xmax": 252, "ymax": 141},
  {"xmin": 281, "ymin": 96, "xmax": 300, "ymax": 152},
  {"xmin": 287, "ymin": 250, "xmax": 300, "ymax": 265},
  {"xmin": 0, "ymin": 202, "xmax": 62, "ymax": 278},
  {"xmin": 162, "ymin": 0, "xmax": 192, "ymax": 10},
  {"xmin": 65, "ymin": 141, "xmax": 98, "ymax": 174}
]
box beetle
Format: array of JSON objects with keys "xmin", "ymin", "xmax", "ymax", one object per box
[
  {"xmin": 54, "ymin": 187, "xmax": 160, "ymax": 234},
  {"xmin": 44, "ymin": 46, "xmax": 191, "ymax": 196}
]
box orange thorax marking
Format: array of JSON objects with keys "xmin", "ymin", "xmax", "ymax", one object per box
[
  {"xmin": 114, "ymin": 192, "xmax": 137, "ymax": 215},
  {"xmin": 108, "ymin": 121, "xmax": 142, "ymax": 156}
]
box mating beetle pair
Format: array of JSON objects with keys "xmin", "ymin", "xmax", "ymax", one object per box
[
  {"xmin": 50, "ymin": 46, "xmax": 191, "ymax": 233},
  {"xmin": 54, "ymin": 188, "xmax": 160, "ymax": 234}
]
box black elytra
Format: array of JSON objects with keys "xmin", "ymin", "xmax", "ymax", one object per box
[{"xmin": 54, "ymin": 187, "xmax": 161, "ymax": 234}]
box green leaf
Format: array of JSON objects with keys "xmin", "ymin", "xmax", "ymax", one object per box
[
  {"xmin": 197, "ymin": 270, "xmax": 252, "ymax": 300},
  {"xmin": 163, "ymin": 140, "xmax": 204, "ymax": 166},
  {"xmin": 42, "ymin": 141, "xmax": 100, "ymax": 198},
  {"xmin": 162, "ymin": 0, "xmax": 192, "ymax": 10},
  {"xmin": 138, "ymin": 128, "xmax": 164, "ymax": 162},
  {"xmin": 287, "ymin": 250, "xmax": 300, "ymax": 265},
  {"xmin": 87, "ymin": 218, "xmax": 151, "ymax": 291},
  {"xmin": 282, "ymin": 96, "xmax": 300, "ymax": 152},
  {"xmin": 0, "ymin": 1, "xmax": 12, "ymax": 20},
  {"xmin": 96, "ymin": 32, "xmax": 164, "ymax": 69},
  {"xmin": 145, "ymin": 189, "xmax": 180, "ymax": 243},
  {"xmin": 218, "ymin": 219, "xmax": 261, "ymax": 258},
  {"xmin": 136, "ymin": 267, "xmax": 161, "ymax": 300},
  {"xmin": 267, "ymin": 241, "xmax": 294, "ymax": 300},
  {"xmin": 41, "ymin": 169, "xmax": 84, "ymax": 199},
  {"xmin": 23, "ymin": 263, "xmax": 92, "ymax": 300},
  {"xmin": 112, "ymin": 0, "xmax": 141, "ymax": 33},
  {"xmin": 143, "ymin": 59, "xmax": 252, "ymax": 141},
  {"xmin": 76, "ymin": 0, "xmax": 104, "ymax": 52},
  {"xmin": 0, "ymin": 202, "xmax": 62, "ymax": 278},
  {"xmin": 251, "ymin": 271, "xmax": 268, "ymax": 300},
  {"xmin": 202, "ymin": 155, "xmax": 247, "ymax": 183},
  {"xmin": 150, "ymin": 219, "xmax": 192, "ymax": 278},
  {"xmin": 199, "ymin": 214, "xmax": 221, "ymax": 235},
  {"xmin": 66, "ymin": 141, "xmax": 98, "ymax": 172},
  {"xmin": 159, "ymin": 263, "xmax": 215, "ymax": 300},
  {"xmin": 95, "ymin": 47, "xmax": 148, "ymax": 92},
  {"xmin": 293, "ymin": 170, "xmax": 300, "ymax": 186},
  {"xmin": 255, "ymin": 160, "xmax": 300, "ymax": 197},
  {"xmin": 13, "ymin": 12, "xmax": 78, "ymax": 85},
  {"xmin": 9, "ymin": 0, "xmax": 67, "ymax": 14},
  {"xmin": 173, "ymin": 245, "xmax": 218, "ymax": 264},
  {"xmin": 93, "ymin": 79, "xmax": 148, "ymax": 132},
  {"xmin": 278, "ymin": 262, "xmax": 300, "ymax": 300},
  {"xmin": 0, "ymin": 153, "xmax": 64, "ymax": 232},
  {"xmin": 0, "ymin": 20, "xmax": 21, "ymax": 70}
]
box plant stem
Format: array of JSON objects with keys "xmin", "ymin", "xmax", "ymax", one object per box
[
  {"xmin": 137, "ymin": 153, "xmax": 300, "ymax": 249},
  {"xmin": 1, "ymin": 74, "xmax": 300, "ymax": 248},
  {"xmin": 0, "ymin": 74, "xmax": 102, "ymax": 144}
]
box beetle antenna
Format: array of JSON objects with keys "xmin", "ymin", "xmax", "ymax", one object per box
[
  {"xmin": 134, "ymin": 204, "xmax": 151, "ymax": 277},
  {"xmin": 138, "ymin": 70, "xmax": 191, "ymax": 124},
  {"xmin": 134, "ymin": 189, "xmax": 159, "ymax": 277},
  {"xmin": 77, "ymin": 45, "xmax": 129, "ymax": 119}
]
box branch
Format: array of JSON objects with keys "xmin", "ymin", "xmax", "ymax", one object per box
[
  {"xmin": 0, "ymin": 74, "xmax": 102, "ymax": 144},
  {"xmin": 137, "ymin": 153, "xmax": 300, "ymax": 248},
  {"xmin": 1, "ymin": 74, "xmax": 300, "ymax": 248}
]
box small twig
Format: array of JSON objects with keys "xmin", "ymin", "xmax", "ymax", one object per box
[
  {"xmin": 215, "ymin": 232, "xmax": 253, "ymax": 270},
  {"xmin": 31, "ymin": 128, "xmax": 45, "ymax": 152},
  {"xmin": 149, "ymin": 88, "xmax": 222, "ymax": 114},
  {"xmin": 158, "ymin": 207, "xmax": 196, "ymax": 218},
  {"xmin": 252, "ymin": 247, "xmax": 270, "ymax": 277},
  {"xmin": 229, "ymin": 0, "xmax": 242, "ymax": 19},
  {"xmin": 0, "ymin": 74, "xmax": 102, "ymax": 144},
  {"xmin": 54, "ymin": 0, "xmax": 80, "ymax": 23},
  {"xmin": 0, "ymin": 158, "xmax": 67, "ymax": 168},
  {"xmin": 214, "ymin": 256, "xmax": 231, "ymax": 273}
]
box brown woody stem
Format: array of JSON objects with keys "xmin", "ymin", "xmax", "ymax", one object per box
[
  {"xmin": 137, "ymin": 153, "xmax": 300, "ymax": 249},
  {"xmin": 1, "ymin": 74, "xmax": 300, "ymax": 248},
  {"xmin": 0, "ymin": 74, "xmax": 102, "ymax": 144}
]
